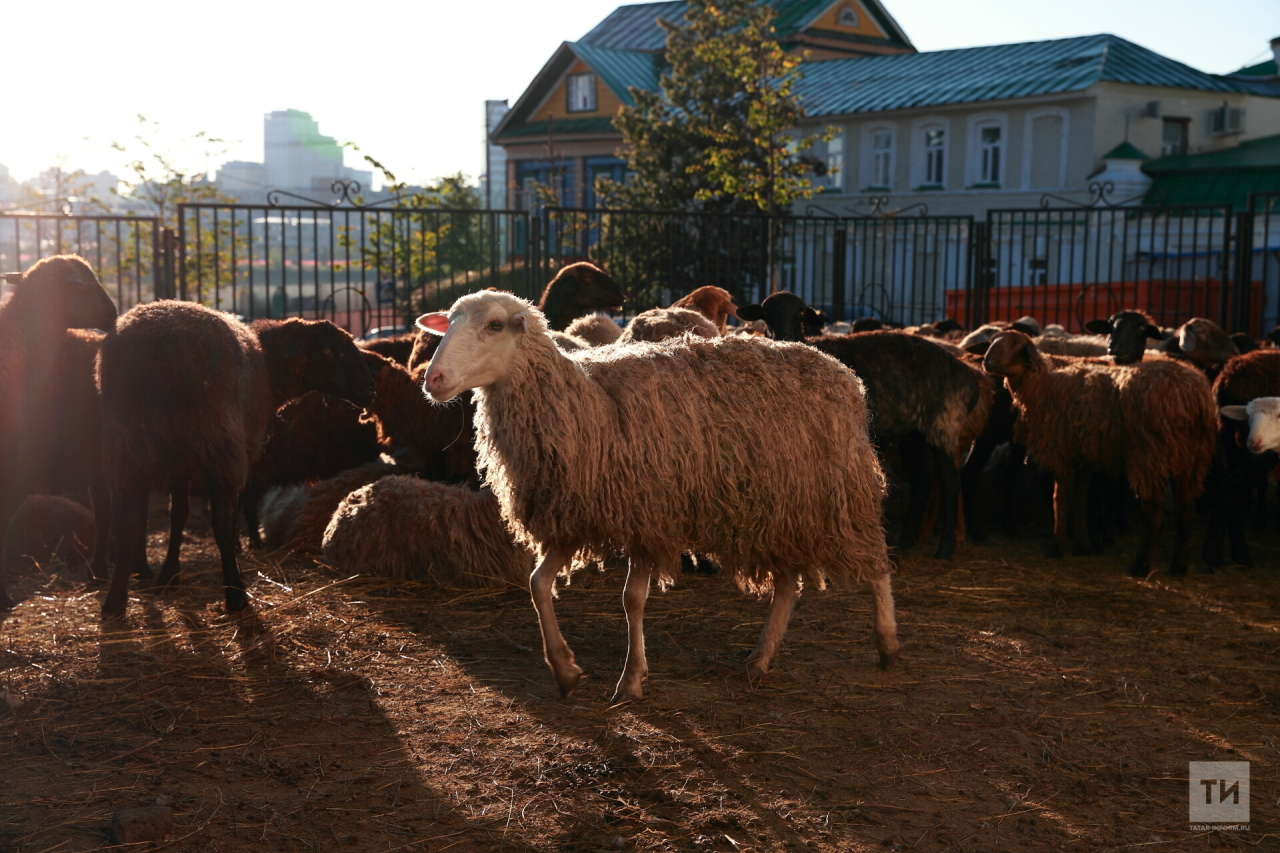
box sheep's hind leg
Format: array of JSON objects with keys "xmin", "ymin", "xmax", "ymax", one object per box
[
  {"xmin": 746, "ymin": 574, "xmax": 801, "ymax": 680},
  {"xmin": 154, "ymin": 475, "xmax": 189, "ymax": 588},
  {"xmin": 530, "ymin": 547, "xmax": 581, "ymax": 697},
  {"xmin": 1169, "ymin": 479, "xmax": 1195, "ymax": 576},
  {"xmin": 613, "ymin": 559, "xmax": 652, "ymax": 702},
  {"xmin": 87, "ymin": 484, "xmax": 112, "ymax": 582},
  {"xmin": 102, "ymin": 476, "xmax": 150, "ymax": 617},
  {"xmin": 871, "ymin": 573, "xmax": 900, "ymax": 669},
  {"xmin": 208, "ymin": 478, "xmax": 249, "ymax": 612},
  {"xmin": 1128, "ymin": 496, "xmax": 1163, "ymax": 578}
]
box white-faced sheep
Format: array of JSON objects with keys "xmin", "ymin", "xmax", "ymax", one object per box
[
  {"xmin": 0, "ymin": 255, "xmax": 117, "ymax": 610},
  {"xmin": 98, "ymin": 303, "xmax": 377, "ymax": 615},
  {"xmin": 618, "ymin": 306, "xmax": 718, "ymax": 343},
  {"xmin": 418, "ymin": 291, "xmax": 897, "ymax": 702},
  {"xmin": 982, "ymin": 330, "xmax": 1217, "ymax": 575},
  {"xmin": 322, "ymin": 477, "xmax": 533, "ymax": 588}
]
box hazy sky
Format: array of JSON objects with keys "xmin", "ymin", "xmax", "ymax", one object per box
[{"xmin": 4, "ymin": 0, "xmax": 1277, "ymax": 189}]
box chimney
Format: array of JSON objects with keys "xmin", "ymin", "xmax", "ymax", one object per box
[{"xmin": 1272, "ymin": 36, "xmax": 1280, "ymax": 70}]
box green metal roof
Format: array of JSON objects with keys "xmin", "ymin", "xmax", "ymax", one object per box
[
  {"xmin": 580, "ymin": 0, "xmax": 912, "ymax": 51},
  {"xmin": 570, "ymin": 41, "xmax": 664, "ymax": 106},
  {"xmin": 1143, "ymin": 134, "xmax": 1280, "ymax": 210},
  {"xmin": 795, "ymin": 34, "xmax": 1245, "ymax": 116},
  {"xmin": 1102, "ymin": 141, "xmax": 1150, "ymax": 161},
  {"xmin": 1233, "ymin": 58, "xmax": 1278, "ymax": 77}
]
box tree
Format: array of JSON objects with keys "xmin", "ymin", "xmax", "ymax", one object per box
[
  {"xmin": 111, "ymin": 114, "xmax": 235, "ymax": 225},
  {"xmin": 601, "ymin": 0, "xmax": 829, "ymax": 215}
]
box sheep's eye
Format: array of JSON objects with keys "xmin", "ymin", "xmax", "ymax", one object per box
[
  {"xmin": 488, "ymin": 320, "xmax": 504, "ymax": 333},
  {"xmin": 322, "ymin": 347, "xmax": 332, "ymax": 355}
]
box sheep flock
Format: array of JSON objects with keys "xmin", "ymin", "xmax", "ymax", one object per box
[{"xmin": 2, "ymin": 254, "xmax": 1279, "ymax": 700}]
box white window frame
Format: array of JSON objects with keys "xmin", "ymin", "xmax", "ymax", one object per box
[
  {"xmin": 911, "ymin": 117, "xmax": 950, "ymax": 190},
  {"xmin": 860, "ymin": 123, "xmax": 896, "ymax": 191},
  {"xmin": 965, "ymin": 113, "xmax": 1007, "ymax": 188},
  {"xmin": 1021, "ymin": 107, "xmax": 1070, "ymax": 190},
  {"xmin": 814, "ymin": 125, "xmax": 846, "ymax": 191},
  {"xmin": 566, "ymin": 73, "xmax": 597, "ymax": 113}
]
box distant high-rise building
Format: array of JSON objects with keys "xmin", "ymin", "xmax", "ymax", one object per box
[
  {"xmin": 484, "ymin": 100, "xmax": 509, "ymax": 209},
  {"xmin": 263, "ymin": 109, "xmax": 370, "ymax": 191},
  {"xmin": 217, "ymin": 160, "xmax": 268, "ymax": 193}
]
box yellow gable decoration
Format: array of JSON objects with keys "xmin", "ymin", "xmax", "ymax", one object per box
[{"xmin": 813, "ymin": 0, "xmax": 887, "ymax": 38}]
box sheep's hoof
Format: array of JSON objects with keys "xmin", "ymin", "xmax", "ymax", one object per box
[
  {"xmin": 224, "ymin": 589, "xmax": 250, "ymax": 612},
  {"xmin": 610, "ymin": 683, "xmax": 644, "ymax": 704},
  {"xmin": 134, "ymin": 562, "xmax": 154, "ymax": 581},
  {"xmin": 553, "ymin": 663, "xmax": 584, "ymax": 698},
  {"xmin": 0, "ymin": 591, "xmax": 14, "ymax": 611},
  {"xmin": 932, "ymin": 544, "xmax": 955, "ymax": 561},
  {"xmin": 1126, "ymin": 563, "xmax": 1151, "ymax": 579},
  {"xmin": 878, "ymin": 647, "xmax": 900, "ymax": 670},
  {"xmin": 101, "ymin": 597, "xmax": 128, "ymax": 618},
  {"xmin": 1044, "ymin": 543, "xmax": 1065, "ymax": 559},
  {"xmin": 745, "ymin": 657, "xmax": 771, "ymax": 682}
]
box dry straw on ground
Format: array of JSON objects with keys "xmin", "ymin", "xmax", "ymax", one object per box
[{"xmin": 0, "ymin": 498, "xmax": 1277, "ymax": 852}]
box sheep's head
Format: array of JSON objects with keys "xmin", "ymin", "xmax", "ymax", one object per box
[
  {"xmin": 418, "ymin": 291, "xmax": 546, "ymax": 402},
  {"xmin": 1175, "ymin": 317, "xmax": 1238, "ymax": 372},
  {"xmin": 982, "ymin": 330, "xmax": 1042, "ymax": 388},
  {"xmin": 263, "ymin": 318, "xmax": 377, "ymax": 408},
  {"xmin": 3, "ymin": 255, "xmax": 117, "ymax": 332},
  {"xmin": 537, "ymin": 262, "xmax": 624, "ymax": 329},
  {"xmin": 1085, "ymin": 310, "xmax": 1162, "ymax": 365},
  {"xmin": 737, "ymin": 291, "xmax": 823, "ymax": 342},
  {"xmin": 674, "ymin": 286, "xmax": 738, "ymax": 333},
  {"xmin": 1220, "ymin": 398, "xmax": 1280, "ymax": 455}
]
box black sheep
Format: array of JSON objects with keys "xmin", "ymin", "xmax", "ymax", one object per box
[
  {"xmin": 0, "ymin": 256, "xmax": 117, "ymax": 611},
  {"xmin": 536, "ymin": 262, "xmax": 626, "ymax": 331},
  {"xmin": 99, "ymin": 304, "xmax": 376, "ymax": 614}
]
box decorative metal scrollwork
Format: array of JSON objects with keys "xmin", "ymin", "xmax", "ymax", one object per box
[
  {"xmin": 267, "ymin": 178, "xmax": 409, "ymax": 209},
  {"xmin": 1038, "ymin": 180, "xmax": 1147, "ymax": 209},
  {"xmin": 804, "ymin": 195, "xmax": 929, "ymax": 219}
]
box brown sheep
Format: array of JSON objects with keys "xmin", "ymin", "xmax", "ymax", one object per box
[
  {"xmin": 241, "ymin": 391, "xmax": 382, "ymax": 548},
  {"xmin": 418, "ymin": 291, "xmax": 897, "ymax": 702},
  {"xmin": 536, "ymin": 262, "xmax": 626, "ymax": 331},
  {"xmin": 99, "ymin": 304, "xmax": 377, "ymax": 614},
  {"xmin": 0, "ymin": 255, "xmax": 117, "ymax": 610},
  {"xmin": 260, "ymin": 462, "xmax": 399, "ymax": 552},
  {"xmin": 407, "ymin": 331, "xmax": 441, "ymax": 371},
  {"xmin": 1204, "ymin": 349, "xmax": 1280, "ymax": 568},
  {"xmin": 322, "ymin": 477, "xmax": 532, "ymax": 588},
  {"xmin": 983, "ymin": 330, "xmax": 1216, "ymax": 575},
  {"xmin": 618, "ymin": 306, "xmax": 718, "ymax": 343},
  {"xmin": 3, "ymin": 495, "xmax": 95, "ymax": 575},
  {"xmin": 363, "ymin": 352, "xmax": 478, "ymax": 483},
  {"xmin": 670, "ymin": 286, "xmax": 738, "ymax": 335},
  {"xmin": 564, "ymin": 313, "xmax": 624, "ymax": 346},
  {"xmin": 358, "ymin": 332, "xmax": 417, "ymax": 365}
]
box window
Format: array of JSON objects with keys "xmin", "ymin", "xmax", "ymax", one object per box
[
  {"xmin": 871, "ymin": 130, "xmax": 893, "ymax": 188},
  {"xmin": 923, "ymin": 128, "xmax": 946, "ymax": 186},
  {"xmin": 1161, "ymin": 118, "xmax": 1188, "ymax": 157},
  {"xmin": 837, "ymin": 5, "xmax": 859, "ymax": 26},
  {"xmin": 813, "ymin": 128, "xmax": 845, "ymax": 190},
  {"xmin": 978, "ymin": 126, "xmax": 1002, "ymax": 184},
  {"xmin": 566, "ymin": 73, "xmax": 597, "ymax": 113},
  {"xmin": 1022, "ymin": 108, "xmax": 1068, "ymax": 189}
]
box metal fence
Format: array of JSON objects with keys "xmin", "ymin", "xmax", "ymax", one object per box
[
  {"xmin": 176, "ymin": 193, "xmax": 533, "ymax": 336},
  {"xmin": 538, "ymin": 206, "xmax": 972, "ymax": 325},
  {"xmin": 0, "ymin": 213, "xmax": 167, "ymax": 312},
  {"xmin": 8, "ymin": 187, "xmax": 1280, "ymax": 339}
]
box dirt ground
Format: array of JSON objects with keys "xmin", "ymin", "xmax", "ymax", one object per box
[{"xmin": 0, "ymin": 497, "xmax": 1276, "ymax": 853}]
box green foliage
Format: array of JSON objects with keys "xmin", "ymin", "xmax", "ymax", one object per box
[{"xmin": 601, "ymin": 0, "xmax": 829, "ymax": 215}]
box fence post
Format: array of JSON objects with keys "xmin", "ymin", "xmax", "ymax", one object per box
[
  {"xmin": 831, "ymin": 225, "xmax": 847, "ymax": 323},
  {"xmin": 156, "ymin": 226, "xmax": 177, "ymax": 300},
  {"xmin": 968, "ymin": 221, "xmax": 990, "ymax": 328},
  {"xmin": 176, "ymin": 206, "xmax": 187, "ymax": 302},
  {"xmin": 1231, "ymin": 210, "xmax": 1255, "ymax": 335}
]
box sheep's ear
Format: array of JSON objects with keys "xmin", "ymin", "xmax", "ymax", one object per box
[
  {"xmin": 964, "ymin": 341, "xmax": 990, "ymax": 356},
  {"xmin": 737, "ymin": 304, "xmax": 763, "ymax": 322},
  {"xmin": 509, "ymin": 311, "xmax": 529, "ymax": 334},
  {"xmin": 416, "ymin": 312, "xmax": 451, "ymax": 336},
  {"xmin": 1084, "ymin": 319, "xmax": 1111, "ymax": 335},
  {"xmin": 1010, "ymin": 320, "xmax": 1039, "ymax": 336},
  {"xmin": 1145, "ymin": 325, "xmax": 1163, "ymax": 340},
  {"xmin": 1178, "ymin": 325, "xmax": 1198, "ymax": 352},
  {"xmin": 1, "ymin": 272, "xmax": 23, "ymax": 284},
  {"xmin": 1220, "ymin": 405, "xmax": 1249, "ymax": 421}
]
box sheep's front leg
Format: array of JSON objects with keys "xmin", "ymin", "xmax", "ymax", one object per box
[
  {"xmin": 530, "ymin": 547, "xmax": 581, "ymax": 697},
  {"xmin": 746, "ymin": 574, "xmax": 801, "ymax": 680},
  {"xmin": 613, "ymin": 559, "xmax": 652, "ymax": 702},
  {"xmin": 871, "ymin": 573, "xmax": 900, "ymax": 669}
]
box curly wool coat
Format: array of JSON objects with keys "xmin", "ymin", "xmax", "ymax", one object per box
[
  {"xmin": 322, "ymin": 476, "xmax": 532, "ymax": 588},
  {"xmin": 469, "ymin": 303, "xmax": 891, "ymax": 591}
]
